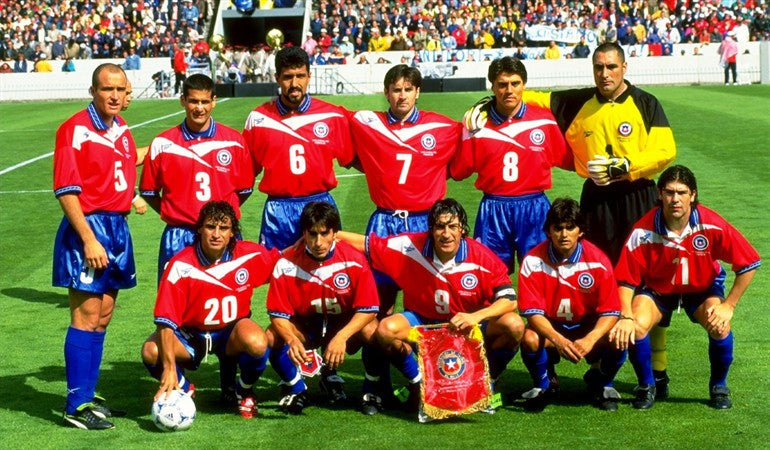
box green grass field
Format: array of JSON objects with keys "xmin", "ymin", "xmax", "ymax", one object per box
[{"xmin": 0, "ymin": 85, "xmax": 768, "ymax": 448}]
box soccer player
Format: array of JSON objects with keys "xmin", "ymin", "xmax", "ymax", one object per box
[
  {"xmin": 349, "ymin": 64, "xmax": 462, "ymax": 314},
  {"xmin": 242, "ymin": 46, "xmax": 354, "ymax": 251},
  {"xmin": 336, "ymin": 199, "xmax": 524, "ymax": 417},
  {"xmin": 609, "ymin": 165, "xmax": 760, "ymax": 410},
  {"xmin": 140, "ymin": 74, "xmax": 254, "ymax": 281},
  {"xmin": 121, "ymin": 79, "xmax": 149, "ymax": 216},
  {"xmin": 464, "ymin": 41, "xmax": 677, "ymax": 397},
  {"xmin": 265, "ymin": 202, "xmax": 379, "ymax": 414},
  {"xmin": 141, "ymin": 201, "xmax": 281, "ymax": 418},
  {"xmin": 450, "ymin": 57, "xmax": 572, "ymax": 274},
  {"xmin": 54, "ymin": 63, "xmax": 136, "ymax": 430},
  {"xmin": 518, "ymin": 198, "xmax": 625, "ymax": 412}
]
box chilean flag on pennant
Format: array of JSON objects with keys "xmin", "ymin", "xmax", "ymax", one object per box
[{"xmin": 411, "ymin": 324, "xmax": 492, "ymax": 420}]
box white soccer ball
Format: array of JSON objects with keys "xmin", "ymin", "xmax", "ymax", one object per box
[{"xmin": 151, "ymin": 390, "xmax": 196, "ymax": 432}]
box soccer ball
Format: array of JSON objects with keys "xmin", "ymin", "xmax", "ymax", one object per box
[{"xmin": 151, "ymin": 390, "xmax": 196, "ymax": 432}]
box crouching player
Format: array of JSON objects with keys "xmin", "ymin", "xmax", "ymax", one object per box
[
  {"xmin": 265, "ymin": 202, "xmax": 379, "ymax": 415},
  {"xmin": 336, "ymin": 199, "xmax": 524, "ymax": 417},
  {"xmin": 610, "ymin": 165, "xmax": 760, "ymax": 410},
  {"xmin": 141, "ymin": 201, "xmax": 280, "ymax": 418},
  {"xmin": 518, "ymin": 198, "xmax": 625, "ymax": 411}
]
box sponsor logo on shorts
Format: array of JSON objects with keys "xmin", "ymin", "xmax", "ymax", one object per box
[
  {"xmin": 461, "ymin": 274, "xmax": 478, "ymax": 290},
  {"xmin": 235, "ymin": 268, "xmax": 249, "ymax": 285},
  {"xmin": 437, "ymin": 349, "xmax": 465, "ymax": 379},
  {"xmin": 333, "ymin": 273, "xmax": 351, "ymax": 289},
  {"xmin": 217, "ymin": 149, "xmax": 232, "ymax": 166},
  {"xmin": 618, "ymin": 122, "xmax": 633, "ymax": 137},
  {"xmin": 421, "ymin": 133, "xmax": 436, "ymax": 150},
  {"xmin": 530, "ymin": 129, "xmax": 545, "ymax": 145},
  {"xmin": 577, "ymin": 272, "xmax": 594, "ymax": 289},
  {"xmin": 313, "ymin": 122, "xmax": 330, "ymax": 138},
  {"xmin": 692, "ymin": 235, "xmax": 709, "ymax": 251}
]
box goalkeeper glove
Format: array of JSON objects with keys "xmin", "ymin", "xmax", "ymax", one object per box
[
  {"xmin": 587, "ymin": 156, "xmax": 630, "ymax": 186},
  {"xmin": 462, "ymin": 95, "xmax": 493, "ymax": 132}
]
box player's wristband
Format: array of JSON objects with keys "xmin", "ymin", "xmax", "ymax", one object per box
[
  {"xmin": 618, "ymin": 315, "xmax": 634, "ymax": 321},
  {"xmin": 133, "ymin": 194, "xmax": 141, "ymax": 202}
]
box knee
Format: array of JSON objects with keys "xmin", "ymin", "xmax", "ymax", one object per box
[
  {"xmin": 242, "ymin": 329, "xmax": 268, "ymax": 356},
  {"xmin": 521, "ymin": 328, "xmax": 540, "ymax": 353},
  {"xmin": 141, "ymin": 340, "xmax": 159, "ymax": 365},
  {"xmin": 498, "ymin": 312, "xmax": 525, "ymax": 343}
]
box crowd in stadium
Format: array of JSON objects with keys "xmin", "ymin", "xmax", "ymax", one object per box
[{"xmin": 1, "ymin": 0, "xmax": 769, "ymax": 73}]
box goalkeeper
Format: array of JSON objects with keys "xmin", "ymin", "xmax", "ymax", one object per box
[{"xmin": 464, "ymin": 41, "xmax": 676, "ymax": 398}]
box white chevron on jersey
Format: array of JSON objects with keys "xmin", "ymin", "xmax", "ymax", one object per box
[
  {"xmin": 245, "ymin": 111, "xmax": 308, "ymax": 142},
  {"xmin": 443, "ymin": 262, "xmax": 493, "ymax": 275},
  {"xmin": 521, "ymin": 255, "xmax": 607, "ymax": 290},
  {"xmin": 385, "ymin": 235, "xmax": 448, "ymax": 283},
  {"xmin": 353, "ymin": 110, "xmax": 418, "ymax": 152},
  {"xmin": 167, "ymin": 252, "xmax": 261, "ymax": 288},
  {"xmin": 71, "ymin": 124, "xmax": 117, "ymax": 151},
  {"xmin": 149, "ymin": 137, "xmax": 242, "ymax": 167},
  {"xmin": 283, "ymin": 112, "xmax": 344, "ymax": 130},
  {"xmin": 272, "ymin": 258, "xmax": 332, "ymax": 290}
]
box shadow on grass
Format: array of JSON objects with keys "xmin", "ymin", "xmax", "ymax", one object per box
[{"xmin": 1, "ymin": 287, "xmax": 69, "ymax": 308}]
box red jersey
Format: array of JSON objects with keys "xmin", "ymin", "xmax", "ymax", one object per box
[
  {"xmin": 450, "ymin": 103, "xmax": 571, "ymax": 196},
  {"xmin": 154, "ymin": 240, "xmax": 280, "ymax": 331},
  {"xmin": 350, "ymin": 108, "xmax": 461, "ymax": 211},
  {"xmin": 242, "ymin": 95, "xmax": 354, "ymax": 197},
  {"xmin": 140, "ymin": 120, "xmax": 254, "ymax": 226},
  {"xmin": 518, "ymin": 240, "xmax": 620, "ymax": 324},
  {"xmin": 366, "ymin": 232, "xmax": 515, "ymax": 320},
  {"xmin": 615, "ymin": 206, "xmax": 761, "ymax": 294},
  {"xmin": 266, "ymin": 241, "xmax": 379, "ymax": 320},
  {"xmin": 53, "ymin": 103, "xmax": 137, "ymax": 213}
]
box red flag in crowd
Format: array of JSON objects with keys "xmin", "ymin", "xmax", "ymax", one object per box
[{"xmin": 413, "ymin": 324, "xmax": 491, "ymax": 420}]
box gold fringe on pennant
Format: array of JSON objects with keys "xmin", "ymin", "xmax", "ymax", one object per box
[{"xmin": 417, "ymin": 324, "xmax": 493, "ymax": 421}]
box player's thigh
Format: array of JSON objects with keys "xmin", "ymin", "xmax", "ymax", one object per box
[
  {"xmin": 69, "ymin": 289, "xmax": 106, "ymax": 330},
  {"xmin": 143, "ymin": 329, "xmax": 194, "ymax": 363},
  {"xmin": 632, "ymin": 294, "xmax": 663, "ymax": 337},
  {"xmin": 226, "ymin": 319, "xmax": 268, "ymax": 356},
  {"xmin": 485, "ymin": 311, "xmax": 525, "ymax": 344}
]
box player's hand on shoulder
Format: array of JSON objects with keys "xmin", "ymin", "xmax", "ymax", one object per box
[{"xmin": 462, "ymin": 95, "xmax": 493, "ymax": 133}]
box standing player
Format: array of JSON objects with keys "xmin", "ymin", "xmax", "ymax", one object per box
[
  {"xmin": 610, "ymin": 165, "xmax": 759, "ymax": 410},
  {"xmin": 141, "ymin": 201, "xmax": 281, "ymax": 418},
  {"xmin": 336, "ymin": 199, "xmax": 524, "ymax": 416},
  {"xmin": 140, "ymin": 74, "xmax": 255, "ymax": 281},
  {"xmin": 265, "ymin": 202, "xmax": 379, "ymax": 414},
  {"xmin": 54, "ymin": 63, "xmax": 136, "ymax": 430},
  {"xmin": 464, "ymin": 42, "xmax": 677, "ymax": 397},
  {"xmin": 349, "ymin": 64, "xmax": 462, "ymax": 315},
  {"xmin": 518, "ymin": 198, "xmax": 625, "ymax": 411},
  {"xmin": 242, "ymin": 46, "xmax": 354, "ymax": 251},
  {"xmin": 451, "ymin": 57, "xmax": 572, "ymax": 275},
  {"xmin": 121, "ymin": 79, "xmax": 149, "ymax": 216}
]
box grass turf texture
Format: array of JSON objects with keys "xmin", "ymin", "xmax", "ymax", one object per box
[{"xmin": 0, "ymin": 85, "xmax": 768, "ymax": 448}]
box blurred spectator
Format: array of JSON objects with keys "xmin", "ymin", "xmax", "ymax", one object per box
[
  {"xmin": 544, "ymin": 40, "xmax": 561, "ymax": 59},
  {"xmin": 181, "ymin": 0, "xmax": 200, "ymax": 31},
  {"xmin": 62, "ymin": 57, "xmax": 76, "ymax": 72},
  {"xmin": 224, "ymin": 62, "xmax": 243, "ymax": 83},
  {"xmin": 318, "ymin": 28, "xmax": 332, "ymax": 52},
  {"xmin": 302, "ymin": 31, "xmax": 317, "ymax": 55},
  {"xmin": 0, "ymin": 62, "xmax": 12, "ymax": 73},
  {"xmin": 123, "ymin": 47, "xmax": 141, "ymax": 70},
  {"xmin": 572, "ymin": 36, "xmax": 590, "ymax": 58},
  {"xmin": 188, "ymin": 46, "xmax": 212, "ymax": 77},
  {"xmin": 173, "ymin": 43, "xmax": 189, "ymax": 95},
  {"xmin": 514, "ymin": 45, "xmax": 527, "ymax": 60},
  {"xmin": 441, "ymin": 29, "xmax": 457, "ymax": 50},
  {"xmin": 327, "ymin": 44, "xmax": 345, "ymax": 64},
  {"xmin": 13, "ymin": 53, "xmax": 28, "ymax": 73},
  {"xmin": 309, "ymin": 46, "xmax": 327, "ymax": 65},
  {"xmin": 34, "ymin": 53, "xmax": 52, "ymax": 72},
  {"xmin": 391, "ymin": 28, "xmax": 409, "ymax": 51},
  {"xmin": 339, "ymin": 36, "xmax": 354, "ymax": 57},
  {"xmin": 368, "ymin": 28, "xmax": 388, "ymax": 51},
  {"xmin": 475, "ymin": 28, "xmax": 495, "ymax": 49}
]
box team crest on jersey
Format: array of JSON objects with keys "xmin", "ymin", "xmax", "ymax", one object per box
[
  {"xmin": 529, "ymin": 129, "xmax": 546, "ymax": 145},
  {"xmin": 333, "ymin": 273, "xmax": 351, "ymax": 289},
  {"xmin": 122, "ymin": 136, "xmax": 130, "ymax": 153},
  {"xmin": 618, "ymin": 122, "xmax": 633, "ymax": 137},
  {"xmin": 577, "ymin": 272, "xmax": 594, "ymax": 289},
  {"xmin": 692, "ymin": 235, "xmax": 709, "ymax": 251},
  {"xmin": 437, "ymin": 350, "xmax": 465, "ymax": 379},
  {"xmin": 235, "ymin": 268, "xmax": 249, "ymax": 285},
  {"xmin": 313, "ymin": 122, "xmax": 330, "ymax": 138},
  {"xmin": 460, "ymin": 274, "xmax": 478, "ymax": 290},
  {"xmin": 421, "ymin": 134, "xmax": 436, "ymax": 150},
  {"xmin": 217, "ymin": 149, "xmax": 232, "ymax": 166}
]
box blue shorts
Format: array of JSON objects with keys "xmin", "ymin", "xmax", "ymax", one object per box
[
  {"xmin": 176, "ymin": 322, "xmax": 237, "ymax": 370},
  {"xmin": 158, "ymin": 225, "xmax": 196, "ymax": 281},
  {"xmin": 474, "ymin": 192, "xmax": 549, "ymax": 273},
  {"xmin": 365, "ymin": 208, "xmax": 429, "ymax": 286},
  {"xmin": 260, "ymin": 192, "xmax": 338, "ymax": 250},
  {"xmin": 635, "ymin": 268, "xmax": 726, "ymax": 327},
  {"xmin": 53, "ymin": 212, "xmax": 136, "ymax": 294}
]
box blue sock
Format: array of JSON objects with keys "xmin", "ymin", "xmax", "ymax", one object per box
[
  {"xmin": 143, "ymin": 361, "xmax": 163, "ymax": 380},
  {"xmin": 709, "ymin": 332, "xmax": 733, "ymax": 388},
  {"xmin": 362, "ymin": 344, "xmax": 389, "ymax": 394},
  {"xmin": 598, "ymin": 348, "xmax": 627, "ymax": 387},
  {"xmin": 64, "ymin": 327, "xmax": 93, "ymax": 414},
  {"xmin": 238, "ymin": 347, "xmax": 269, "ymax": 387},
  {"xmin": 89, "ymin": 330, "xmax": 105, "ymax": 400},
  {"xmin": 142, "ymin": 360, "xmax": 190, "ymax": 391},
  {"xmin": 219, "ymin": 356, "xmax": 238, "ymax": 393},
  {"xmin": 521, "ymin": 348, "xmax": 549, "ymax": 389},
  {"xmin": 630, "ymin": 335, "xmax": 655, "ymax": 386},
  {"xmin": 269, "ymin": 345, "xmax": 306, "ymax": 394},
  {"xmin": 487, "ymin": 348, "xmax": 517, "ymax": 381},
  {"xmin": 391, "ymin": 351, "xmax": 420, "ymax": 383}
]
